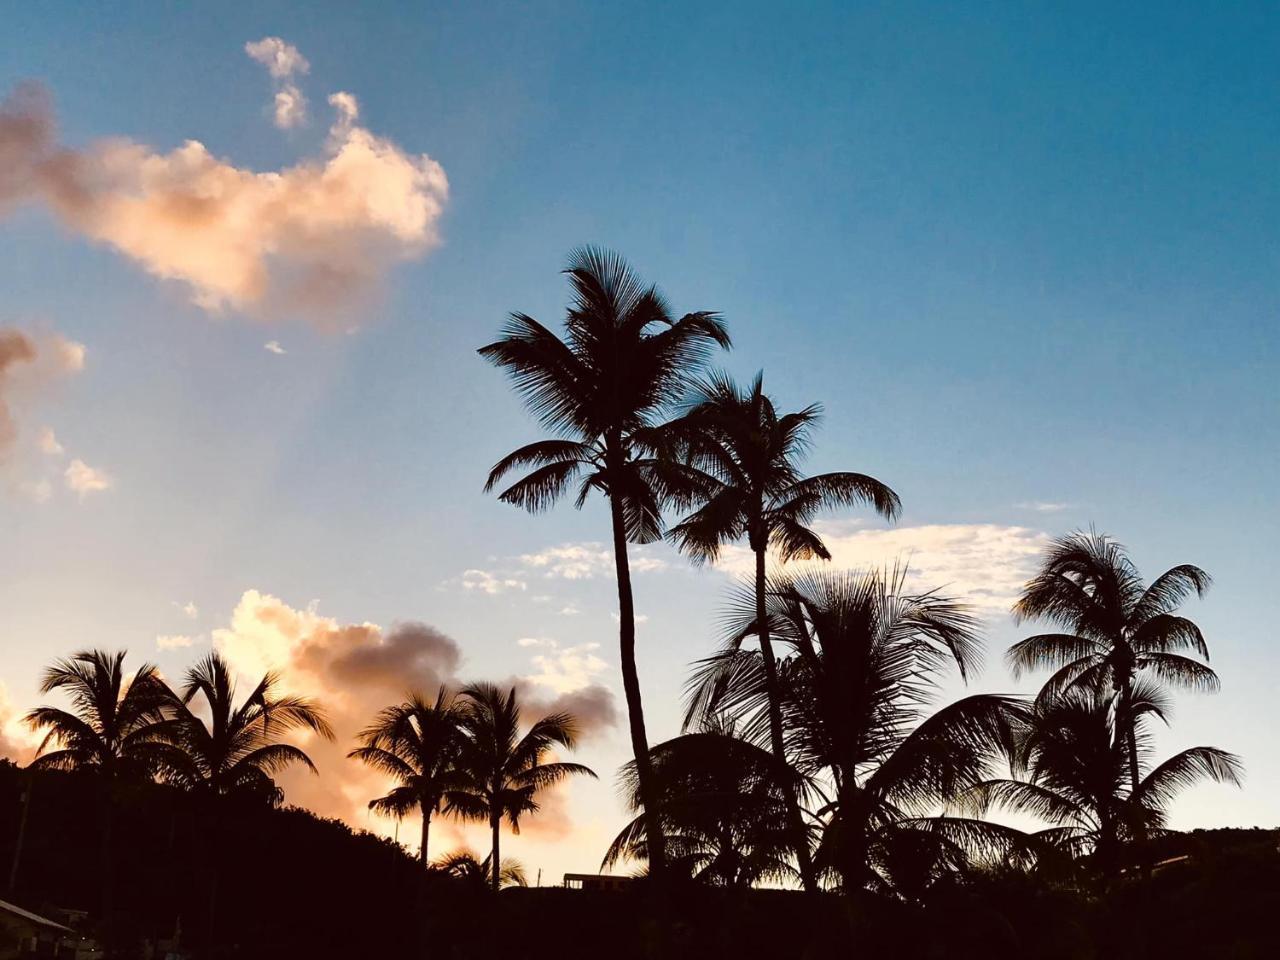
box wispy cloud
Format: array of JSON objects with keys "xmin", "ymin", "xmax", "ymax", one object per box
[
  {"xmin": 713, "ymin": 522, "xmax": 1048, "ymax": 614},
  {"xmin": 174, "ymin": 600, "xmax": 199, "ymax": 620},
  {"xmin": 458, "ymin": 568, "xmax": 527, "ymax": 595},
  {"xmin": 1016, "ymin": 501, "xmax": 1072, "ymax": 513},
  {"xmin": 263, "ymin": 340, "xmax": 286, "ymax": 355},
  {"xmin": 518, "ymin": 542, "xmax": 667, "ymax": 580},
  {"xmin": 245, "ymin": 37, "xmax": 310, "ymax": 129},
  {"xmin": 64, "ymin": 458, "xmax": 112, "ymax": 499},
  {"xmin": 0, "ymin": 76, "xmax": 448, "ymax": 322},
  {"xmin": 156, "ymin": 633, "xmax": 199, "ymax": 650},
  {"xmin": 36, "ymin": 426, "xmax": 62, "ymax": 455}
]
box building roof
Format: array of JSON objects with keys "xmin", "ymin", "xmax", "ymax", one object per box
[{"xmin": 0, "ymin": 898, "xmax": 73, "ymax": 933}]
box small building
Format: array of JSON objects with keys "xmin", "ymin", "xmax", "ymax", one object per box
[
  {"xmin": 562, "ymin": 873, "xmax": 635, "ymax": 892},
  {"xmin": 0, "ymin": 898, "xmax": 75, "ymax": 958}
]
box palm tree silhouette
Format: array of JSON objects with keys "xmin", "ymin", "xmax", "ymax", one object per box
[
  {"xmin": 1010, "ymin": 532, "xmax": 1220, "ymax": 805},
  {"xmin": 432, "ymin": 849, "xmax": 528, "ymax": 890},
  {"xmin": 667, "ymin": 371, "xmax": 900, "ymax": 890},
  {"xmin": 687, "ymin": 569, "xmax": 1022, "ymax": 894},
  {"xmin": 965, "ymin": 686, "xmax": 1242, "ymax": 879},
  {"xmin": 603, "ymin": 723, "xmax": 797, "ymax": 888},
  {"xmin": 446, "ymin": 683, "xmax": 595, "ymax": 891},
  {"xmin": 163, "ymin": 652, "xmax": 334, "ymax": 799},
  {"xmin": 349, "ymin": 688, "xmax": 464, "ymax": 869},
  {"xmin": 25, "ymin": 649, "xmax": 175, "ymax": 925},
  {"xmin": 478, "ymin": 247, "xmax": 729, "ymax": 876}
]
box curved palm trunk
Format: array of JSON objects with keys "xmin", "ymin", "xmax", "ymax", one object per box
[
  {"xmin": 608, "ymin": 490, "xmax": 667, "ymax": 879},
  {"xmin": 753, "ymin": 543, "xmax": 818, "ymax": 894}
]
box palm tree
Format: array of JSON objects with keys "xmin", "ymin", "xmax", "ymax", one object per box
[
  {"xmin": 478, "ymin": 247, "xmax": 730, "ymax": 877},
  {"xmin": 162, "ymin": 652, "xmax": 334, "ymax": 799},
  {"xmin": 965, "ymin": 685, "xmax": 1242, "ymax": 880},
  {"xmin": 1009, "ymin": 532, "xmax": 1220, "ymax": 806},
  {"xmin": 25, "ymin": 649, "xmax": 175, "ymax": 924},
  {"xmin": 431, "ymin": 849, "xmax": 528, "ymax": 890},
  {"xmin": 446, "ymin": 683, "xmax": 596, "ymax": 891},
  {"xmin": 603, "ymin": 723, "xmax": 797, "ymax": 888},
  {"xmin": 667, "ymin": 371, "xmax": 900, "ymax": 890},
  {"xmin": 686, "ymin": 569, "xmax": 1023, "ymax": 895},
  {"xmin": 349, "ymin": 688, "xmax": 464, "ymax": 869}
]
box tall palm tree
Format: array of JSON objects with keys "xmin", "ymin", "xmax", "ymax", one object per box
[
  {"xmin": 965, "ymin": 686, "xmax": 1242, "ymax": 880},
  {"xmin": 349, "ymin": 688, "xmax": 464, "ymax": 869},
  {"xmin": 667, "ymin": 371, "xmax": 901, "ymax": 890},
  {"xmin": 162, "ymin": 652, "xmax": 333, "ymax": 800},
  {"xmin": 1009, "ymin": 531, "xmax": 1220, "ymax": 805},
  {"xmin": 686, "ymin": 569, "xmax": 1023, "ymax": 895},
  {"xmin": 25, "ymin": 649, "xmax": 175, "ymax": 924},
  {"xmin": 603, "ymin": 723, "xmax": 797, "ymax": 888},
  {"xmin": 478, "ymin": 247, "xmax": 730, "ymax": 876},
  {"xmin": 446, "ymin": 683, "xmax": 596, "ymax": 891}
]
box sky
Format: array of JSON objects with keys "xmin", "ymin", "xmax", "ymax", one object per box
[{"xmin": 0, "ymin": 1, "xmax": 1276, "ymax": 883}]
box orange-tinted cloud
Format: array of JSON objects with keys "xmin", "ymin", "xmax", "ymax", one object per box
[
  {"xmin": 0, "ymin": 326, "xmax": 86, "ymax": 462},
  {"xmin": 0, "ymin": 80, "xmax": 448, "ymax": 322}
]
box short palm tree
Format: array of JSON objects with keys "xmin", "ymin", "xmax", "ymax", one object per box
[
  {"xmin": 349, "ymin": 688, "xmax": 464, "ymax": 869},
  {"xmin": 163, "ymin": 652, "xmax": 333, "ymax": 800},
  {"xmin": 603, "ymin": 724, "xmax": 797, "ymax": 888},
  {"xmin": 479, "ymin": 247, "xmax": 730, "ymax": 876},
  {"xmin": 687, "ymin": 569, "xmax": 1023, "ymax": 895},
  {"xmin": 965, "ymin": 686, "xmax": 1242, "ymax": 879},
  {"xmin": 432, "ymin": 850, "xmax": 528, "ymax": 890},
  {"xmin": 446, "ymin": 683, "xmax": 596, "ymax": 891},
  {"xmin": 667, "ymin": 371, "xmax": 901, "ymax": 890},
  {"xmin": 1009, "ymin": 531, "xmax": 1220, "ymax": 804}
]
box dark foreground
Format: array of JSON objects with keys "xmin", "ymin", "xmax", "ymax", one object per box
[{"xmin": 0, "ymin": 763, "xmax": 1276, "ymax": 959}]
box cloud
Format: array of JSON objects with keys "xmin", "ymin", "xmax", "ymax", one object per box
[
  {"xmin": 458, "ymin": 568, "xmax": 526, "ymax": 595},
  {"xmin": 1016, "ymin": 501, "xmax": 1072, "ymax": 513},
  {"xmin": 263, "ymin": 340, "xmax": 286, "ymax": 355},
  {"xmin": 525, "ymin": 641, "xmax": 608, "ymax": 696},
  {"xmin": 157, "ymin": 633, "xmax": 199, "ymax": 650},
  {"xmin": 174, "ymin": 600, "xmax": 199, "ymax": 619},
  {"xmin": 213, "ymin": 590, "xmax": 463, "ymax": 832},
  {"xmin": 244, "ymin": 37, "xmax": 310, "ymax": 80},
  {"xmin": 714, "ymin": 522, "xmax": 1049, "ymax": 614},
  {"xmin": 0, "ymin": 81, "xmax": 448, "ymax": 321},
  {"xmin": 0, "ymin": 328, "xmax": 86, "ymax": 464},
  {"xmin": 0, "ymin": 682, "xmax": 39, "ymax": 765},
  {"xmin": 37, "ymin": 426, "xmax": 62, "ymax": 455},
  {"xmin": 18, "ymin": 478, "xmax": 52, "ymax": 503},
  {"xmin": 518, "ymin": 542, "xmax": 666, "ymax": 580},
  {"xmin": 64, "ymin": 458, "xmax": 111, "ymax": 498}
]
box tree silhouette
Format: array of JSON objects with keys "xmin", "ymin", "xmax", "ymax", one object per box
[
  {"xmin": 162, "ymin": 652, "xmax": 334, "ymax": 800},
  {"xmin": 667, "ymin": 371, "xmax": 900, "ymax": 890},
  {"xmin": 25, "ymin": 649, "xmax": 176, "ymax": 925},
  {"xmin": 349, "ymin": 688, "xmax": 464, "ymax": 869},
  {"xmin": 478, "ymin": 247, "xmax": 729, "ymax": 877},
  {"xmin": 687, "ymin": 569, "xmax": 1023, "ymax": 894},
  {"xmin": 446, "ymin": 683, "xmax": 595, "ymax": 891},
  {"xmin": 431, "ymin": 849, "xmax": 528, "ymax": 890},
  {"xmin": 603, "ymin": 723, "xmax": 797, "ymax": 888},
  {"xmin": 1010, "ymin": 532, "xmax": 1220, "ymax": 813},
  {"xmin": 965, "ymin": 686, "xmax": 1242, "ymax": 879}
]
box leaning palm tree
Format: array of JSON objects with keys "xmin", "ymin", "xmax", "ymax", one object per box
[
  {"xmin": 1009, "ymin": 531, "xmax": 1220, "ymax": 805},
  {"xmin": 667, "ymin": 371, "xmax": 900, "ymax": 890},
  {"xmin": 432, "ymin": 849, "xmax": 528, "ymax": 890},
  {"xmin": 687, "ymin": 569, "xmax": 1024, "ymax": 895},
  {"xmin": 964, "ymin": 685, "xmax": 1242, "ymax": 880},
  {"xmin": 603, "ymin": 723, "xmax": 797, "ymax": 888},
  {"xmin": 349, "ymin": 688, "xmax": 464, "ymax": 869},
  {"xmin": 479, "ymin": 247, "xmax": 729, "ymax": 876},
  {"xmin": 446, "ymin": 683, "xmax": 596, "ymax": 891},
  {"xmin": 25, "ymin": 649, "xmax": 175, "ymax": 924},
  {"xmin": 162, "ymin": 652, "xmax": 333, "ymax": 800}
]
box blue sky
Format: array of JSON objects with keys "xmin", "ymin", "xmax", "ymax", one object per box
[{"xmin": 0, "ymin": 1, "xmax": 1276, "ymax": 878}]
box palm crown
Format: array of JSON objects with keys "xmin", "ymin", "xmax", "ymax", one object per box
[{"xmin": 163, "ymin": 652, "xmax": 334, "ymax": 804}]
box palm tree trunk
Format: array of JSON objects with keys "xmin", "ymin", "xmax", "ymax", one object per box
[
  {"xmin": 1119, "ymin": 679, "xmax": 1150, "ymax": 882},
  {"xmin": 7, "ymin": 771, "xmax": 31, "ymax": 895},
  {"xmin": 99, "ymin": 779, "xmax": 114, "ymax": 937},
  {"xmin": 753, "ymin": 543, "xmax": 817, "ymax": 894},
  {"xmin": 608, "ymin": 489, "xmax": 667, "ymax": 879},
  {"xmin": 490, "ymin": 815, "xmax": 501, "ymax": 892},
  {"xmin": 420, "ymin": 808, "xmax": 431, "ymax": 872}
]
